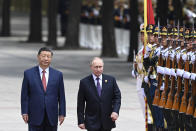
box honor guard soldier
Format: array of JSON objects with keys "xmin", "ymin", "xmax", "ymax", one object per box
[
  {"xmin": 171, "ymin": 27, "xmax": 188, "ymax": 131},
  {"xmin": 156, "ymin": 26, "xmax": 170, "ymax": 131},
  {"xmin": 143, "ymin": 24, "xmax": 165, "ymax": 131},
  {"xmin": 178, "ymin": 27, "xmax": 195, "ymax": 131},
  {"xmin": 163, "ymin": 26, "xmax": 182, "ymax": 131},
  {"xmin": 183, "ymin": 28, "xmax": 196, "ymax": 131},
  {"xmin": 191, "ymin": 29, "xmax": 196, "ymax": 130},
  {"xmin": 132, "ymin": 24, "xmax": 154, "ymax": 129},
  {"xmin": 153, "ymin": 26, "xmax": 171, "ymax": 131}
]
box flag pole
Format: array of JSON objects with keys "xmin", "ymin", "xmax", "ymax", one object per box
[
  {"xmin": 144, "ymin": 0, "xmax": 148, "ymax": 56},
  {"xmin": 144, "ymin": 1, "xmax": 148, "ymax": 131}
]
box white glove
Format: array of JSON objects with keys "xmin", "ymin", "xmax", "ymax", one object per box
[
  {"xmin": 191, "ymin": 73, "xmax": 196, "ymax": 80},
  {"xmin": 164, "ymin": 67, "xmax": 171, "ymax": 75},
  {"xmin": 176, "ymin": 69, "xmax": 184, "ymax": 77},
  {"xmin": 170, "ymin": 68, "xmax": 176, "ymax": 77},
  {"xmin": 183, "ymin": 71, "xmax": 191, "ymax": 79},
  {"xmin": 144, "ymin": 76, "xmax": 149, "ymax": 83},
  {"xmin": 157, "ymin": 66, "xmax": 165, "ymax": 75},
  {"xmin": 160, "ymin": 83, "xmax": 165, "ymax": 90},
  {"xmin": 182, "ymin": 54, "xmax": 187, "ymax": 61}
]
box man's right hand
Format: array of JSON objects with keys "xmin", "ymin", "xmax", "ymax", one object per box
[
  {"xmin": 78, "ymin": 124, "xmax": 85, "ymax": 129},
  {"xmin": 22, "ymin": 114, "xmax": 28, "ymax": 123}
]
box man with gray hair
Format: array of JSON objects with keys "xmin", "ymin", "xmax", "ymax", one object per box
[{"xmin": 77, "ymin": 57, "xmax": 121, "ymax": 131}]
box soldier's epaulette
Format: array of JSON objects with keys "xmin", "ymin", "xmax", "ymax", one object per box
[
  {"xmin": 180, "ymin": 48, "xmax": 187, "ymax": 54},
  {"xmin": 161, "ymin": 46, "xmax": 172, "ymax": 54},
  {"xmin": 152, "ymin": 43, "xmax": 157, "ymax": 50},
  {"xmin": 174, "ymin": 47, "xmax": 181, "ymax": 53},
  {"xmin": 168, "ymin": 46, "xmax": 173, "ymax": 53}
]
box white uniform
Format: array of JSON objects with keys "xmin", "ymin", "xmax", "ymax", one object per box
[
  {"xmin": 132, "ymin": 46, "xmax": 153, "ymax": 124},
  {"xmin": 133, "ymin": 46, "xmax": 145, "ymax": 117}
]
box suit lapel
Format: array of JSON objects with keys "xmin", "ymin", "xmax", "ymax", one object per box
[
  {"xmin": 35, "ymin": 66, "xmax": 45, "ymax": 92},
  {"xmin": 89, "ymin": 75, "xmax": 100, "ymax": 99}
]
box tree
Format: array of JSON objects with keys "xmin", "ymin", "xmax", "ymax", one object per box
[
  {"xmin": 101, "ymin": 0, "xmax": 118, "ymax": 57},
  {"xmin": 128, "ymin": 0, "xmax": 139, "ymax": 62},
  {"xmin": 156, "ymin": 0, "xmax": 168, "ymax": 26},
  {"xmin": 47, "ymin": 0, "xmax": 58, "ymax": 47},
  {"xmin": 0, "ymin": 0, "xmax": 3, "ymax": 34},
  {"xmin": 173, "ymin": 0, "xmax": 183, "ymax": 24},
  {"xmin": 1, "ymin": 0, "xmax": 11, "ymax": 36},
  {"xmin": 64, "ymin": 0, "xmax": 82, "ymax": 49},
  {"xmin": 28, "ymin": 0, "xmax": 42, "ymax": 42}
]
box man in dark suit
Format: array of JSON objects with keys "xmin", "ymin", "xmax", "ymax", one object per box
[
  {"xmin": 77, "ymin": 57, "xmax": 121, "ymax": 131},
  {"xmin": 21, "ymin": 47, "xmax": 66, "ymax": 131}
]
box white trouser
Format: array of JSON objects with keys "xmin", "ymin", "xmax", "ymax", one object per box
[
  {"xmin": 136, "ymin": 76, "xmax": 145, "ymax": 117},
  {"xmin": 136, "ymin": 76, "xmax": 153, "ymax": 124}
]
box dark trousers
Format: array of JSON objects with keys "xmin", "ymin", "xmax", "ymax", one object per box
[
  {"xmin": 88, "ymin": 127, "xmax": 111, "ymax": 131},
  {"xmin": 150, "ymin": 79, "xmax": 164, "ymax": 128},
  {"xmin": 178, "ymin": 113, "xmax": 185, "ymax": 131},
  {"xmin": 170, "ymin": 110, "xmax": 180, "ymax": 131},
  {"xmin": 28, "ymin": 112, "xmax": 57, "ymax": 131},
  {"xmin": 192, "ymin": 118, "xmax": 196, "ymax": 130},
  {"xmin": 162, "ymin": 109, "xmax": 176, "ymax": 131},
  {"xmin": 184, "ymin": 115, "xmax": 193, "ymax": 131}
]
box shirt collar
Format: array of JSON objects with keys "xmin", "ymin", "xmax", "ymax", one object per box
[
  {"xmin": 39, "ymin": 66, "xmax": 49, "ymax": 74},
  {"xmin": 92, "ymin": 73, "xmax": 102, "ymax": 81}
]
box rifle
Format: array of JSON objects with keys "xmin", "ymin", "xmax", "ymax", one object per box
[
  {"xmin": 165, "ymin": 51, "xmax": 177, "ymax": 109},
  {"xmin": 193, "ymin": 60, "xmax": 196, "ymax": 117},
  {"xmin": 152, "ymin": 53, "xmax": 163, "ymax": 106},
  {"xmin": 186, "ymin": 57, "xmax": 195, "ymax": 116},
  {"xmin": 179, "ymin": 54, "xmax": 190, "ymax": 113},
  {"xmin": 187, "ymin": 44, "xmax": 196, "ymax": 116},
  {"xmin": 159, "ymin": 50, "xmax": 171, "ymax": 108},
  {"xmin": 165, "ymin": 22, "xmax": 180, "ymax": 109},
  {"xmin": 172, "ymin": 54, "xmax": 183, "ymax": 111}
]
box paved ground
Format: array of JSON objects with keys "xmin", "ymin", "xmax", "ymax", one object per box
[{"xmin": 0, "ymin": 15, "xmax": 144, "ymax": 131}]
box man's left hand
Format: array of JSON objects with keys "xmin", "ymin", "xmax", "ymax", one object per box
[
  {"xmin": 59, "ymin": 115, "xmax": 65, "ymax": 125},
  {"xmin": 111, "ymin": 112, "xmax": 119, "ymax": 121}
]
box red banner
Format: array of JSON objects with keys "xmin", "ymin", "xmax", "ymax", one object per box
[{"xmin": 147, "ymin": 0, "xmax": 155, "ymax": 25}]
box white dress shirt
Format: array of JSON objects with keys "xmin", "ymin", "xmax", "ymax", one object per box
[
  {"xmin": 92, "ymin": 74, "xmax": 102, "ymax": 89},
  {"xmin": 39, "ymin": 66, "xmax": 49, "ymax": 86}
]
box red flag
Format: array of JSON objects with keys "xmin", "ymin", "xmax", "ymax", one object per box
[
  {"xmin": 143, "ymin": 0, "xmax": 155, "ymax": 57},
  {"xmin": 147, "ymin": 0, "xmax": 155, "ymax": 25}
]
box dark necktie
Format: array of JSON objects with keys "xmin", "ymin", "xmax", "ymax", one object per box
[
  {"xmin": 96, "ymin": 77, "xmax": 101, "ymax": 96},
  {"xmin": 42, "ymin": 70, "xmax": 47, "ymax": 92}
]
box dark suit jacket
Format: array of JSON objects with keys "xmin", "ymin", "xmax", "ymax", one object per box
[
  {"xmin": 21, "ymin": 66, "xmax": 66, "ymax": 126},
  {"xmin": 77, "ymin": 74, "xmax": 121, "ymax": 130}
]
